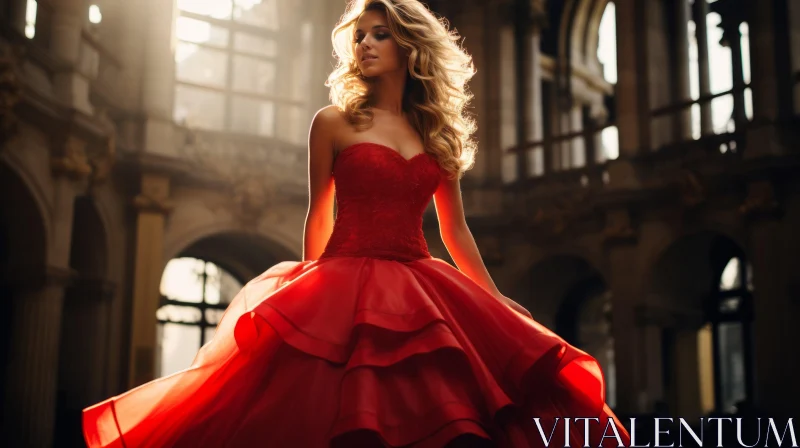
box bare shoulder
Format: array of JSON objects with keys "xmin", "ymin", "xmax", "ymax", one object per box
[
  {"xmin": 308, "ymin": 106, "xmax": 347, "ymax": 163},
  {"xmin": 310, "ymin": 106, "xmax": 347, "ymax": 138},
  {"xmin": 315, "ymin": 104, "xmax": 345, "ymax": 121}
]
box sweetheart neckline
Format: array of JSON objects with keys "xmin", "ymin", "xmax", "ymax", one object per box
[{"xmin": 336, "ymin": 142, "xmax": 431, "ymax": 164}]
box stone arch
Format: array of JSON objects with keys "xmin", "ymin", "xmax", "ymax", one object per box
[
  {"xmin": 584, "ymin": 0, "xmax": 611, "ymax": 73},
  {"xmin": 524, "ymin": 254, "xmax": 605, "ymax": 329},
  {"xmin": 526, "ymin": 253, "xmax": 616, "ymax": 406},
  {"xmin": 648, "ymin": 230, "xmax": 751, "ymax": 418},
  {"xmin": 559, "ymin": 0, "xmax": 609, "ymax": 73},
  {"xmin": 648, "ymin": 230, "xmax": 749, "ymax": 310},
  {"xmin": 0, "ymin": 161, "xmax": 49, "ymax": 421},
  {"xmin": 173, "ymin": 231, "xmax": 296, "ymax": 282},
  {"xmin": 155, "ymin": 230, "xmax": 298, "ymax": 377},
  {"xmin": 0, "ymin": 161, "xmax": 48, "ymax": 271},
  {"xmin": 162, "ymin": 223, "xmax": 301, "ymax": 276}
]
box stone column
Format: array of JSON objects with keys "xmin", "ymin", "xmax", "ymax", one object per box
[
  {"xmin": 744, "ymin": 0, "xmax": 792, "ymax": 157},
  {"xmin": 747, "ymin": 0, "xmax": 781, "ymax": 123},
  {"xmin": 2, "ymin": 266, "xmax": 74, "ymax": 448},
  {"xmin": 128, "ymin": 174, "xmax": 172, "ymax": 387},
  {"xmin": 496, "ymin": 1, "xmax": 518, "ymax": 184},
  {"xmin": 2, "ymin": 134, "xmax": 89, "ymax": 447},
  {"xmin": 602, "ymin": 210, "xmax": 649, "ymax": 416},
  {"xmin": 513, "ymin": 0, "xmax": 529, "ymax": 181},
  {"xmin": 691, "ymin": 0, "xmax": 713, "ymax": 136},
  {"xmin": 606, "ymin": 262, "xmax": 646, "ymax": 415},
  {"xmin": 614, "ymin": 0, "xmax": 649, "ymax": 157},
  {"xmin": 308, "ymin": 0, "xmax": 342, "ymax": 113},
  {"xmin": 49, "ymin": 0, "xmax": 96, "ymax": 115},
  {"xmin": 673, "ymin": 0, "xmax": 693, "ymax": 141},
  {"xmin": 744, "ymin": 182, "xmax": 799, "ymax": 418},
  {"xmin": 523, "ymin": 1, "xmax": 546, "ymax": 177},
  {"xmin": 58, "ymin": 279, "xmax": 116, "ymax": 413},
  {"xmin": 569, "ymin": 104, "xmax": 585, "ymax": 168},
  {"xmin": 140, "ymin": 0, "xmax": 176, "ymax": 156},
  {"xmin": 477, "ymin": 2, "xmax": 504, "ymax": 185}
]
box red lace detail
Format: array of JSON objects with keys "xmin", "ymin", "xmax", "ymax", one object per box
[{"xmin": 320, "ymin": 142, "xmax": 443, "ymax": 262}]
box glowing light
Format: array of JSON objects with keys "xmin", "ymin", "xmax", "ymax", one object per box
[
  {"xmin": 25, "ymin": 0, "xmax": 37, "ymax": 39},
  {"xmin": 89, "ymin": 4, "xmax": 102, "ymax": 24},
  {"xmin": 597, "ymin": 2, "xmax": 617, "ymax": 84}
]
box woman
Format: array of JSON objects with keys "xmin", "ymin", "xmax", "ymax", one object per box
[{"xmin": 83, "ymin": 0, "xmax": 631, "ymax": 446}]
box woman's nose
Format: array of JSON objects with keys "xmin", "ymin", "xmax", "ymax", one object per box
[{"xmin": 360, "ymin": 34, "xmax": 374, "ymax": 49}]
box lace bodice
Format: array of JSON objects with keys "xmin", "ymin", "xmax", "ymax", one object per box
[{"xmin": 319, "ymin": 142, "xmax": 442, "ymax": 262}]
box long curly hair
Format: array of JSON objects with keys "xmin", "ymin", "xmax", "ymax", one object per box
[{"xmin": 326, "ymin": 0, "xmax": 477, "ymax": 180}]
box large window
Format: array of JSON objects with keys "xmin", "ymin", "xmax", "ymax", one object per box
[
  {"xmin": 699, "ymin": 256, "xmax": 754, "ymax": 413},
  {"xmin": 173, "ymin": 0, "xmax": 309, "ymax": 141},
  {"xmin": 688, "ymin": 0, "xmax": 752, "ymax": 139},
  {"xmin": 157, "ymin": 257, "xmax": 243, "ymax": 377},
  {"xmin": 597, "ymin": 2, "xmax": 619, "ymax": 161}
]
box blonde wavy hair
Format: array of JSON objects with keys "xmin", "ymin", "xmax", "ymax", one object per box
[{"xmin": 326, "ymin": 0, "xmax": 477, "ymax": 179}]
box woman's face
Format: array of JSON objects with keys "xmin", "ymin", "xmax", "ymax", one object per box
[{"xmin": 354, "ymin": 10, "xmax": 407, "ymax": 78}]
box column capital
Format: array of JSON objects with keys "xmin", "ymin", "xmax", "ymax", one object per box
[
  {"xmin": 634, "ymin": 303, "xmax": 706, "ymax": 330},
  {"xmin": 2, "ymin": 264, "xmax": 76, "ymax": 291},
  {"xmin": 65, "ymin": 278, "xmax": 117, "ymax": 302},
  {"xmin": 49, "ymin": 124, "xmax": 116, "ymax": 185},
  {"xmin": 738, "ymin": 179, "xmax": 783, "ymax": 221},
  {"xmin": 133, "ymin": 173, "xmax": 174, "ymax": 214}
]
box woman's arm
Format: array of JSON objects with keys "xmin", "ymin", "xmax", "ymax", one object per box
[
  {"xmin": 433, "ymin": 174, "xmax": 532, "ymax": 318},
  {"xmin": 302, "ymin": 106, "xmax": 339, "ymax": 261}
]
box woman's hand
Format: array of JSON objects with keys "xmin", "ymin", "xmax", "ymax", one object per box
[{"xmin": 495, "ymin": 293, "xmax": 532, "ymax": 319}]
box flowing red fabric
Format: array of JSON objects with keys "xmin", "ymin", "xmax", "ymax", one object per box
[{"xmin": 83, "ymin": 143, "xmax": 631, "ymax": 447}]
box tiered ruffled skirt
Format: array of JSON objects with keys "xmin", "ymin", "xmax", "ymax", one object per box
[{"xmin": 83, "ymin": 257, "xmax": 630, "ymax": 447}]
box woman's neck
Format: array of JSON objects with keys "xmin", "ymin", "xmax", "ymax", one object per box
[{"xmin": 368, "ymin": 73, "xmax": 407, "ymax": 115}]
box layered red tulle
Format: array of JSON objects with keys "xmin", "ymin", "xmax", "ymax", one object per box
[{"xmin": 83, "ymin": 256, "xmax": 630, "ymax": 447}]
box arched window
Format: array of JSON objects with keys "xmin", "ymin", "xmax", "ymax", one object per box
[
  {"xmin": 157, "ymin": 257, "xmax": 243, "ymax": 377},
  {"xmin": 703, "ymin": 256, "xmax": 754, "ymax": 413},
  {"xmin": 173, "ymin": 0, "xmax": 310, "ymax": 142},
  {"xmin": 688, "ymin": 0, "xmax": 752, "ymax": 139},
  {"xmin": 597, "ymin": 2, "xmax": 619, "ymax": 161}
]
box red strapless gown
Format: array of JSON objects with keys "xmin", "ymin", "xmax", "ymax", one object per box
[{"xmin": 83, "ymin": 142, "xmax": 631, "ymax": 447}]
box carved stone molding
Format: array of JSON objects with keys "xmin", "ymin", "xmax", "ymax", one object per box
[
  {"xmin": 602, "ymin": 208, "xmax": 637, "ymax": 245},
  {"xmin": 1, "ymin": 264, "xmax": 76, "ymax": 290},
  {"xmin": 133, "ymin": 174, "xmax": 174, "ymax": 215},
  {"xmin": 0, "ymin": 40, "xmax": 24, "ymax": 152},
  {"xmin": 64, "ymin": 278, "xmax": 116, "ymax": 303},
  {"xmin": 50, "ymin": 116, "xmax": 116, "ymax": 186},
  {"xmin": 51, "ymin": 134, "xmax": 93, "ymax": 180},
  {"xmin": 531, "ymin": 191, "xmax": 589, "ymax": 235},
  {"xmin": 738, "ymin": 179, "xmax": 781, "ymax": 219},
  {"xmin": 133, "ymin": 193, "xmax": 175, "ymax": 214},
  {"xmin": 677, "ymin": 169, "xmax": 706, "ymax": 207},
  {"xmin": 230, "ymin": 175, "xmax": 278, "ymax": 227},
  {"xmin": 178, "ymin": 129, "xmax": 299, "ymax": 228},
  {"xmin": 88, "ymin": 107, "xmax": 118, "ymax": 185}
]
